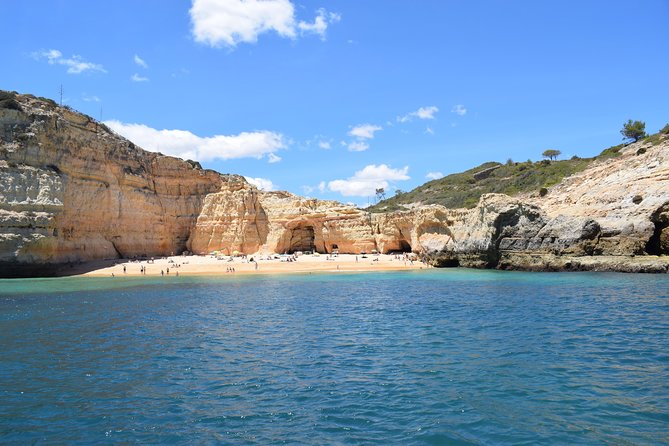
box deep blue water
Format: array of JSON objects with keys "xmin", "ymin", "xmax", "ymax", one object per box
[{"xmin": 0, "ymin": 269, "xmax": 668, "ymax": 445}]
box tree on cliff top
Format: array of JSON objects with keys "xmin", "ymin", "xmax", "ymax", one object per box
[
  {"xmin": 375, "ymin": 187, "xmax": 386, "ymax": 202},
  {"xmin": 621, "ymin": 119, "xmax": 646, "ymax": 142},
  {"xmin": 542, "ymin": 149, "xmax": 561, "ymax": 161}
]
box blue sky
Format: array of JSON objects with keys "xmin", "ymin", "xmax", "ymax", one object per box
[{"xmin": 3, "ymin": 0, "xmax": 668, "ymax": 206}]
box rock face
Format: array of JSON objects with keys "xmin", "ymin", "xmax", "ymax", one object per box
[
  {"xmin": 414, "ymin": 138, "xmax": 669, "ymax": 271},
  {"xmin": 1, "ymin": 93, "xmax": 223, "ymax": 276},
  {"xmin": 190, "ymin": 187, "xmax": 377, "ymax": 255},
  {"xmin": 1, "ymin": 91, "xmax": 668, "ymax": 276}
]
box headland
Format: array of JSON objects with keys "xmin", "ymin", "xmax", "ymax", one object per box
[{"xmin": 1, "ymin": 90, "xmax": 667, "ymax": 277}]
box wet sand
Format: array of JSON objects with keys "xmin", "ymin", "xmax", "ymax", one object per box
[{"xmin": 76, "ymin": 253, "xmax": 428, "ymax": 277}]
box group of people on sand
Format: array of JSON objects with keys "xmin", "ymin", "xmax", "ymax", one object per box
[{"xmin": 226, "ymin": 267, "xmax": 236, "ymax": 273}]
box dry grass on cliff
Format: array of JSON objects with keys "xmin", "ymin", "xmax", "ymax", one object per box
[{"xmin": 370, "ymin": 129, "xmax": 669, "ymax": 212}]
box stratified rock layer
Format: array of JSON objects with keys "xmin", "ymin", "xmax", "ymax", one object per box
[
  {"xmin": 1, "ymin": 93, "xmax": 223, "ymax": 275},
  {"xmin": 1, "ymin": 91, "xmax": 668, "ymax": 276}
]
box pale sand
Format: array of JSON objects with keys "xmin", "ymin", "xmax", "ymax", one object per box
[{"xmin": 77, "ymin": 253, "xmax": 428, "ymax": 277}]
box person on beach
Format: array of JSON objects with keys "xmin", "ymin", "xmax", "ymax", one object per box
[
  {"xmin": 123, "ymin": 265, "xmax": 126, "ymax": 274},
  {"xmin": 161, "ymin": 270, "xmax": 164, "ymax": 276}
]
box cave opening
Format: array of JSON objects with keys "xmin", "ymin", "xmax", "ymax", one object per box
[
  {"xmin": 646, "ymin": 221, "xmax": 668, "ymax": 255},
  {"xmin": 288, "ymin": 225, "xmax": 316, "ymax": 253},
  {"xmin": 398, "ymin": 240, "xmax": 412, "ymax": 253},
  {"xmin": 645, "ymin": 205, "xmax": 669, "ymax": 256}
]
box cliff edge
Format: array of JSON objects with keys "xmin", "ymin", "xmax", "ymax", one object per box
[{"xmin": 1, "ymin": 91, "xmax": 667, "ymax": 276}]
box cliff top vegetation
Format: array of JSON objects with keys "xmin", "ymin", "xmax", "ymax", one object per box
[{"xmin": 369, "ymin": 127, "xmax": 668, "ymax": 212}]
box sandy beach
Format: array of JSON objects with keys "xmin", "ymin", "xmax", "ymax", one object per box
[{"xmin": 74, "ymin": 253, "xmax": 429, "ymax": 277}]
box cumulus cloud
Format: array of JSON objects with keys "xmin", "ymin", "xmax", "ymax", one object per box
[
  {"xmin": 451, "ymin": 104, "xmax": 467, "ymax": 116},
  {"xmin": 348, "ymin": 124, "xmax": 382, "ymax": 139},
  {"xmin": 130, "ymin": 73, "xmax": 149, "ymax": 82},
  {"xmin": 33, "ymin": 49, "xmax": 106, "ymax": 74},
  {"xmin": 244, "ymin": 176, "xmax": 275, "ymax": 191},
  {"xmin": 318, "ymin": 181, "xmax": 326, "ymax": 192},
  {"xmin": 347, "ymin": 141, "xmax": 369, "ymax": 152},
  {"xmin": 397, "ymin": 105, "xmax": 439, "ymax": 123},
  {"xmin": 318, "ymin": 140, "xmax": 331, "ymax": 149},
  {"xmin": 190, "ymin": 0, "xmax": 339, "ymax": 47},
  {"xmin": 328, "ymin": 164, "xmax": 410, "ymax": 197},
  {"xmin": 134, "ymin": 54, "xmax": 148, "ymax": 68},
  {"xmin": 426, "ymin": 171, "xmax": 444, "ymax": 180},
  {"xmin": 104, "ymin": 120, "xmax": 286, "ymax": 162},
  {"xmin": 345, "ymin": 124, "xmax": 382, "ymax": 152},
  {"xmin": 297, "ymin": 8, "xmax": 341, "ymax": 40}
]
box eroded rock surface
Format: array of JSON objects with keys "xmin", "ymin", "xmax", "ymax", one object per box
[
  {"xmin": 1, "ymin": 91, "xmax": 668, "ymax": 276},
  {"xmin": 1, "ymin": 93, "xmax": 222, "ymax": 275}
]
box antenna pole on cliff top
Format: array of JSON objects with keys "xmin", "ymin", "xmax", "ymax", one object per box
[{"xmin": 59, "ymin": 84, "xmax": 63, "ymax": 106}]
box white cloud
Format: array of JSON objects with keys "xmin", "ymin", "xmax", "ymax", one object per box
[
  {"xmin": 82, "ymin": 95, "xmax": 100, "ymax": 102},
  {"xmin": 328, "ymin": 164, "xmax": 410, "ymax": 197},
  {"xmin": 318, "ymin": 140, "xmax": 331, "ymax": 149},
  {"xmin": 33, "ymin": 49, "xmax": 106, "ymax": 74},
  {"xmin": 347, "ymin": 141, "xmax": 369, "ymax": 152},
  {"xmin": 451, "ymin": 104, "xmax": 467, "ymax": 116},
  {"xmin": 426, "ymin": 171, "xmax": 444, "ymax": 180},
  {"xmin": 131, "ymin": 73, "xmax": 149, "ymax": 82},
  {"xmin": 397, "ymin": 105, "xmax": 439, "ymax": 123},
  {"xmin": 297, "ymin": 8, "xmax": 341, "ymax": 40},
  {"xmin": 244, "ymin": 176, "xmax": 275, "ymax": 191},
  {"xmin": 134, "ymin": 54, "xmax": 148, "ymax": 68},
  {"xmin": 425, "ymin": 127, "xmax": 434, "ymax": 135},
  {"xmin": 190, "ymin": 0, "xmax": 339, "ymax": 47},
  {"xmin": 318, "ymin": 181, "xmax": 326, "ymax": 192},
  {"xmin": 349, "ymin": 124, "xmax": 382, "ymax": 139},
  {"xmin": 104, "ymin": 120, "xmax": 286, "ymax": 162},
  {"xmin": 267, "ymin": 152, "xmax": 282, "ymax": 163},
  {"xmin": 415, "ymin": 106, "xmax": 439, "ymax": 119}
]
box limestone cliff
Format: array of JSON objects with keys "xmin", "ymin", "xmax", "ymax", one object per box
[
  {"xmin": 1, "ymin": 92, "xmax": 224, "ymax": 276},
  {"xmin": 413, "ymin": 137, "xmax": 669, "ymax": 271},
  {"xmin": 1, "ymin": 91, "xmax": 668, "ymax": 276}
]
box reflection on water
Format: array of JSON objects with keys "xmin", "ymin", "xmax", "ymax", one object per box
[{"xmin": 0, "ymin": 270, "xmax": 668, "ymax": 444}]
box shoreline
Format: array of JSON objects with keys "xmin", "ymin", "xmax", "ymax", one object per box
[
  {"xmin": 1, "ymin": 254, "xmax": 667, "ymax": 279},
  {"xmin": 72, "ymin": 253, "xmax": 428, "ymax": 278}
]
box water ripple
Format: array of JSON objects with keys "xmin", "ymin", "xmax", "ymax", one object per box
[{"xmin": 0, "ymin": 270, "xmax": 668, "ymax": 444}]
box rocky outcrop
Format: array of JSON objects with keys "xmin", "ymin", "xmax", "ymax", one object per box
[
  {"xmin": 189, "ymin": 187, "xmax": 377, "ymax": 255},
  {"xmin": 1, "ymin": 91, "xmax": 667, "ymax": 276},
  {"xmin": 1, "ymin": 92, "xmax": 223, "ymax": 276},
  {"xmin": 417, "ymin": 138, "xmax": 669, "ymax": 271}
]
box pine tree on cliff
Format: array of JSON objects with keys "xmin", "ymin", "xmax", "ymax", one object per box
[
  {"xmin": 542, "ymin": 149, "xmax": 561, "ymax": 161},
  {"xmin": 621, "ymin": 119, "xmax": 646, "ymax": 143}
]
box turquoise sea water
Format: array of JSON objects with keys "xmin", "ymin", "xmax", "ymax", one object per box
[{"xmin": 0, "ymin": 269, "xmax": 668, "ymax": 445}]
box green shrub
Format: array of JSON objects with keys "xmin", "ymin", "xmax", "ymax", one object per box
[
  {"xmin": 643, "ymin": 133, "xmax": 664, "ymax": 146},
  {"xmin": 0, "ymin": 91, "xmax": 21, "ymax": 110},
  {"xmin": 598, "ymin": 143, "xmax": 624, "ymax": 158},
  {"xmin": 539, "ymin": 187, "xmax": 548, "ymax": 197},
  {"xmin": 186, "ymin": 159, "xmax": 202, "ymax": 169},
  {"xmin": 660, "ymin": 123, "xmax": 669, "ymax": 135}
]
